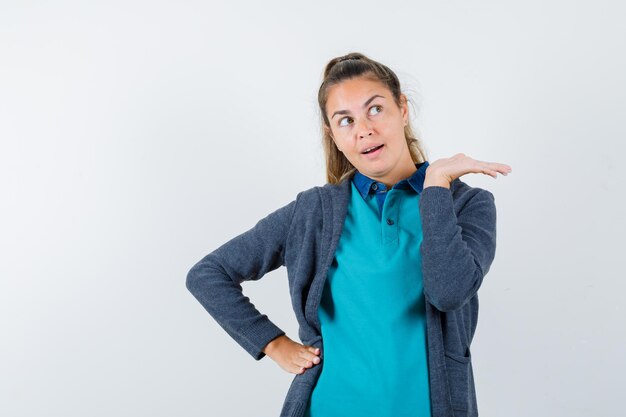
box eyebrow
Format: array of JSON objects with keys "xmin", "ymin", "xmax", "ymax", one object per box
[{"xmin": 331, "ymin": 94, "xmax": 385, "ymax": 119}]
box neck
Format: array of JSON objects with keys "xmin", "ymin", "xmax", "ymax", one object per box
[{"xmin": 372, "ymin": 157, "xmax": 417, "ymax": 189}]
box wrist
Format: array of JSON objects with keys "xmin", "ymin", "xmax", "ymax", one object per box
[
  {"xmin": 423, "ymin": 167, "xmax": 450, "ymax": 189},
  {"xmin": 423, "ymin": 175, "xmax": 450, "ymax": 189},
  {"xmin": 263, "ymin": 334, "xmax": 286, "ymax": 356}
]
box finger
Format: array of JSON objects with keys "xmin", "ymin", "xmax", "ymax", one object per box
[
  {"xmin": 300, "ymin": 348, "xmax": 320, "ymax": 364},
  {"xmin": 490, "ymin": 163, "xmax": 512, "ymax": 176},
  {"xmin": 297, "ymin": 356, "xmax": 315, "ymax": 369},
  {"xmin": 498, "ymin": 164, "xmax": 513, "ymax": 174},
  {"xmin": 485, "ymin": 161, "xmax": 513, "ymax": 174},
  {"xmin": 302, "ymin": 351, "xmax": 321, "ymax": 365},
  {"xmin": 476, "ymin": 163, "xmax": 497, "ymax": 178},
  {"xmin": 473, "ymin": 161, "xmax": 492, "ymax": 174},
  {"xmin": 477, "ymin": 162, "xmax": 505, "ymax": 178},
  {"xmin": 307, "ymin": 346, "xmax": 321, "ymax": 355},
  {"xmin": 483, "ymin": 167, "xmax": 498, "ymax": 178},
  {"xmin": 302, "ymin": 346, "xmax": 321, "ymax": 360},
  {"xmin": 290, "ymin": 360, "xmax": 306, "ymax": 373},
  {"xmin": 301, "ymin": 346, "xmax": 319, "ymax": 361}
]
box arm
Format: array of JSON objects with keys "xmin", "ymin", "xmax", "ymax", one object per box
[
  {"xmin": 186, "ymin": 196, "xmax": 299, "ymax": 360},
  {"xmin": 419, "ymin": 185, "xmax": 497, "ymax": 312}
]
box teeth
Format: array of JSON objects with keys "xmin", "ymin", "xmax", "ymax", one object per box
[{"xmin": 364, "ymin": 145, "xmax": 380, "ymax": 153}]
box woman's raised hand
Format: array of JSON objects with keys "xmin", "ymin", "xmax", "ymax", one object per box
[
  {"xmin": 424, "ymin": 153, "xmax": 512, "ymax": 188},
  {"xmin": 262, "ymin": 335, "xmax": 321, "ymax": 374}
]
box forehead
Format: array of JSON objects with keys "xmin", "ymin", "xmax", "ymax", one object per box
[{"xmin": 326, "ymin": 77, "xmax": 390, "ymax": 108}]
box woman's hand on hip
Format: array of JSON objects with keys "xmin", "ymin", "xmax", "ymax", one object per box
[
  {"xmin": 262, "ymin": 335, "xmax": 321, "ymax": 374},
  {"xmin": 424, "ymin": 153, "xmax": 512, "ymax": 189}
]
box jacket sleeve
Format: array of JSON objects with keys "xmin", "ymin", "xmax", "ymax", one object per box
[
  {"xmin": 418, "ymin": 184, "xmax": 497, "ymax": 312},
  {"xmin": 186, "ymin": 196, "xmax": 299, "ymax": 360}
]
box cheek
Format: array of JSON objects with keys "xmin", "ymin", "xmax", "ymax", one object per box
[
  {"xmin": 377, "ymin": 116, "xmax": 404, "ymax": 137},
  {"xmin": 376, "ymin": 123, "xmax": 394, "ymax": 138},
  {"xmin": 332, "ymin": 131, "xmax": 348, "ymax": 147},
  {"xmin": 333, "ymin": 138, "xmax": 347, "ymax": 153}
]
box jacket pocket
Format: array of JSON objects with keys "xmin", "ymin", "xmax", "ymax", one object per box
[{"xmin": 444, "ymin": 347, "xmax": 471, "ymax": 412}]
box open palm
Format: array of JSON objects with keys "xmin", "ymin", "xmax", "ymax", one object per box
[{"xmin": 426, "ymin": 153, "xmax": 512, "ymax": 184}]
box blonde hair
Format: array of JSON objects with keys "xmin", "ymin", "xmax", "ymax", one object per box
[{"xmin": 318, "ymin": 52, "xmax": 428, "ymax": 184}]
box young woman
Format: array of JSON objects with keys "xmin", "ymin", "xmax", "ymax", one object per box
[{"xmin": 186, "ymin": 52, "xmax": 512, "ymax": 417}]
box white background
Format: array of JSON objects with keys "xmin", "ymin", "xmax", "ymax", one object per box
[{"xmin": 1, "ymin": 1, "xmax": 624, "ymax": 416}]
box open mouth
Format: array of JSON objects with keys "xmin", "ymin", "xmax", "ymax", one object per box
[{"xmin": 362, "ymin": 144, "xmax": 384, "ymax": 154}]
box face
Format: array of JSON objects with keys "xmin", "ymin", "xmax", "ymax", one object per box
[{"xmin": 325, "ymin": 76, "xmax": 414, "ymax": 187}]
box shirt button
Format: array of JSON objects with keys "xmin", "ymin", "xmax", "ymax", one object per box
[
  {"xmin": 386, "ymin": 218, "xmax": 394, "ymax": 225},
  {"xmin": 372, "ymin": 183, "xmax": 378, "ymax": 190}
]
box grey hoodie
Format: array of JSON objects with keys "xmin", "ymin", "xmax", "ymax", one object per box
[{"xmin": 186, "ymin": 175, "xmax": 497, "ymax": 417}]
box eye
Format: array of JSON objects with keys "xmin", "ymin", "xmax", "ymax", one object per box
[
  {"xmin": 338, "ymin": 105, "xmax": 382, "ymax": 127},
  {"xmin": 369, "ymin": 105, "xmax": 382, "ymax": 115},
  {"xmin": 338, "ymin": 116, "xmax": 352, "ymax": 127}
]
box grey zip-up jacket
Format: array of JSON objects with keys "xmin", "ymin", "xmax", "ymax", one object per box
[{"xmin": 186, "ymin": 175, "xmax": 497, "ymax": 417}]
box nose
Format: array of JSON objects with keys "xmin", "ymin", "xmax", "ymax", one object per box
[{"xmin": 356, "ymin": 119, "xmax": 374, "ymax": 138}]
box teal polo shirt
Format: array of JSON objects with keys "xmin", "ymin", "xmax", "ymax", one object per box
[{"xmin": 305, "ymin": 161, "xmax": 432, "ymax": 417}]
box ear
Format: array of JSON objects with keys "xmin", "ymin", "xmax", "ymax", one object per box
[
  {"xmin": 325, "ymin": 126, "xmax": 343, "ymax": 153},
  {"xmin": 324, "ymin": 124, "xmax": 333, "ymax": 139},
  {"xmin": 400, "ymin": 94, "xmax": 409, "ymax": 126}
]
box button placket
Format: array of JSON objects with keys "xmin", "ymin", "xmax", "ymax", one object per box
[{"xmin": 381, "ymin": 191, "xmax": 399, "ymax": 247}]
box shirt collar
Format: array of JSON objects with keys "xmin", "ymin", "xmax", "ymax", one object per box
[{"xmin": 352, "ymin": 161, "xmax": 430, "ymax": 200}]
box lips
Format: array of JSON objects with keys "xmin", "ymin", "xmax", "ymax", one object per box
[
  {"xmin": 361, "ymin": 144, "xmax": 384, "ymax": 154},
  {"xmin": 361, "ymin": 144, "xmax": 384, "ymax": 159}
]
